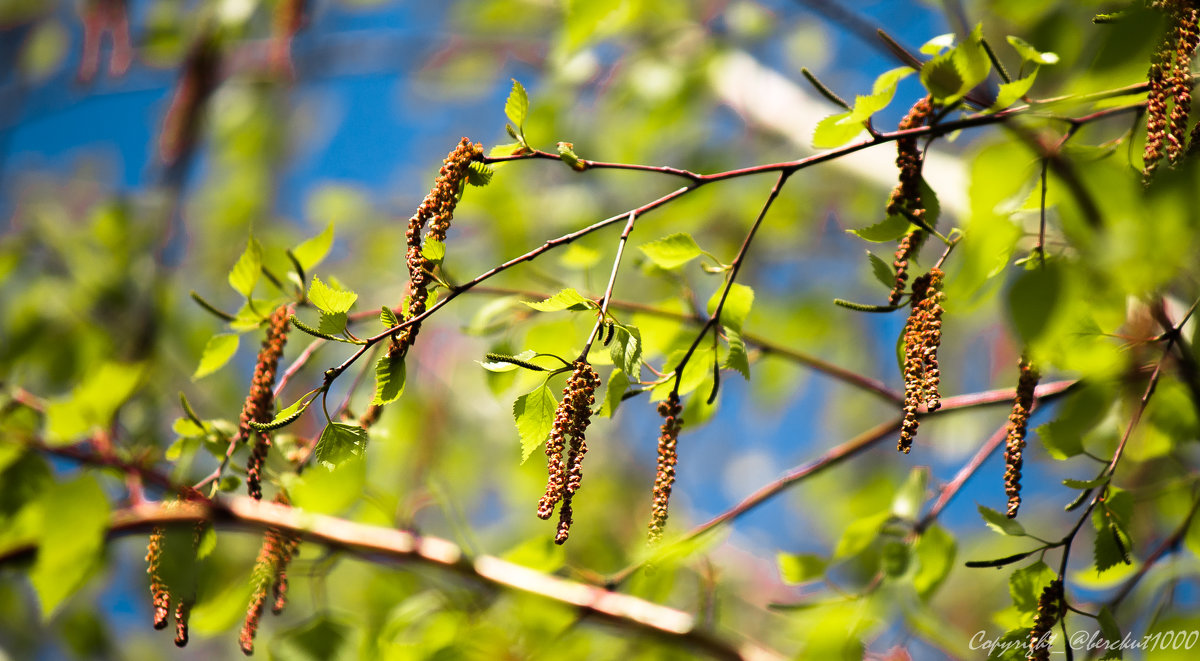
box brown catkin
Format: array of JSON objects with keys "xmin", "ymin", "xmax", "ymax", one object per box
[
  {"xmin": 1169, "ymin": 4, "xmax": 1200, "ymax": 164},
  {"xmin": 240, "ymin": 495, "xmax": 301, "ymax": 655},
  {"xmin": 238, "ymin": 305, "xmax": 291, "ymax": 500},
  {"xmin": 390, "ymin": 138, "xmax": 483, "ymax": 360},
  {"xmin": 1004, "ymin": 356, "xmax": 1041, "ymax": 518},
  {"xmin": 146, "ymin": 526, "xmax": 170, "ymax": 630},
  {"xmin": 898, "ymin": 268, "xmax": 945, "ymax": 453},
  {"xmin": 78, "ymin": 0, "xmax": 132, "ymax": 81},
  {"xmin": 885, "ymin": 97, "xmax": 933, "ymax": 305},
  {"xmin": 536, "ymin": 361, "xmax": 599, "ymax": 544},
  {"xmin": 269, "ymin": 0, "xmax": 306, "ymax": 77},
  {"xmin": 648, "ymin": 393, "xmax": 684, "ymax": 544},
  {"xmin": 159, "ymin": 35, "xmax": 219, "ymax": 166},
  {"xmin": 1027, "ymin": 579, "xmax": 1063, "ymax": 661}
]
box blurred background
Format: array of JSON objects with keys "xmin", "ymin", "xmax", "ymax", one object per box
[{"xmin": 2, "ymin": 0, "xmax": 1197, "ymax": 659}]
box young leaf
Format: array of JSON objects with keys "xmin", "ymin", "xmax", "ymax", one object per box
[
  {"xmin": 836, "ymin": 67, "xmax": 914, "ymax": 126},
  {"xmin": 848, "ymin": 214, "xmax": 911, "ymax": 242},
  {"xmin": 920, "ymin": 33, "xmax": 955, "ymax": 56},
  {"xmin": 466, "ymin": 160, "xmax": 494, "ymax": 186},
  {"xmin": 639, "ymin": 232, "xmax": 704, "ymax": 269},
  {"xmin": 292, "ymin": 223, "xmax": 335, "ymax": 272},
  {"xmin": 228, "ymin": 236, "xmax": 263, "ymax": 298},
  {"xmin": 380, "ymin": 306, "xmax": 399, "ymax": 328},
  {"xmin": 599, "ymin": 368, "xmax": 630, "ymax": 418},
  {"xmin": 1007, "ymin": 36, "xmax": 1059, "ymax": 65},
  {"xmin": 505, "ymin": 79, "xmax": 529, "ymax": 132},
  {"xmin": 812, "ymin": 110, "xmax": 865, "ymax": 149},
  {"xmin": 513, "ymin": 384, "xmax": 557, "ymax": 463},
  {"xmin": 523, "ymin": 288, "xmax": 596, "ymax": 312},
  {"xmin": 1097, "ymin": 606, "xmax": 1124, "ymax": 660},
  {"xmin": 313, "ymin": 422, "xmax": 369, "ymax": 469},
  {"xmin": 978, "ymin": 504, "xmax": 1026, "ymax": 536},
  {"xmin": 951, "ymin": 25, "xmax": 991, "ymax": 97},
  {"xmin": 707, "ymin": 283, "xmax": 754, "ymax": 332},
  {"xmin": 1007, "ymin": 560, "xmax": 1057, "ymax": 612},
  {"xmin": 31, "ymin": 475, "xmax": 110, "ymax": 618},
  {"xmin": 892, "ymin": 467, "xmax": 928, "ymax": 520},
  {"xmin": 867, "ymin": 251, "xmax": 895, "ymax": 289},
  {"xmin": 556, "ymin": 142, "xmax": 586, "ymax": 171},
  {"xmin": 920, "ymin": 51, "xmax": 965, "ymax": 102},
  {"xmin": 1062, "ymin": 477, "xmax": 1105, "ymax": 489},
  {"xmin": 318, "ymin": 312, "xmax": 348, "ymax": 337},
  {"xmin": 308, "ymin": 276, "xmax": 358, "ymax": 314},
  {"xmin": 777, "ymin": 553, "xmax": 826, "ymax": 585},
  {"xmin": 833, "ymin": 510, "xmax": 891, "ymax": 559},
  {"xmin": 372, "ymin": 353, "xmax": 406, "ymax": 405},
  {"xmin": 608, "ymin": 324, "xmax": 643, "ymax": 381},
  {"xmin": 990, "ymin": 69, "xmax": 1038, "ymax": 112},
  {"xmin": 422, "ymin": 238, "xmax": 446, "ymax": 265},
  {"xmin": 724, "ymin": 327, "xmax": 750, "ymax": 380},
  {"xmin": 1006, "ymin": 262, "xmax": 1063, "ymax": 344},
  {"xmin": 488, "ymin": 142, "xmax": 523, "ymax": 158},
  {"xmin": 193, "ymin": 333, "xmax": 239, "ymax": 379},
  {"xmin": 912, "ymin": 524, "xmax": 956, "ymax": 599}
]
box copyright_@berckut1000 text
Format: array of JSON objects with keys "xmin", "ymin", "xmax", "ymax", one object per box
[{"xmin": 970, "ymin": 629, "xmax": 1200, "ymax": 655}]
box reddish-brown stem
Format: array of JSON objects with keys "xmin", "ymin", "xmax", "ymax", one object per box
[{"xmin": 580, "ymin": 210, "xmax": 639, "ymax": 360}]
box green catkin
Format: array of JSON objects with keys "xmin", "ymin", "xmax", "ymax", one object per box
[{"xmin": 1004, "ymin": 356, "xmax": 1041, "ymax": 518}]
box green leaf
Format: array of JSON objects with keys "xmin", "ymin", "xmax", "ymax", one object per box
[
  {"xmin": 523, "ymin": 288, "xmax": 596, "ymax": 312},
  {"xmin": 599, "ymin": 368, "xmax": 630, "ymax": 418},
  {"xmin": 707, "ymin": 283, "xmax": 754, "ymax": 332},
  {"xmin": 313, "ymin": 422, "xmax": 369, "ymax": 469},
  {"xmin": 372, "ymin": 353, "xmax": 406, "ymax": 405},
  {"xmin": 1006, "ymin": 262, "xmax": 1063, "ymax": 344},
  {"xmin": 920, "ymin": 33, "xmax": 955, "ymax": 56},
  {"xmin": 505, "ymin": 79, "xmax": 529, "ymax": 132},
  {"xmin": 422, "ymin": 238, "xmax": 446, "ymax": 265},
  {"xmin": 608, "ymin": 325, "xmax": 643, "ymax": 381},
  {"xmin": 833, "ymin": 510, "xmax": 890, "ymax": 559},
  {"xmin": 308, "ymin": 276, "xmax": 358, "ymax": 314},
  {"xmin": 466, "ymin": 160, "xmax": 494, "ymax": 186},
  {"xmin": 1008, "ymin": 560, "xmax": 1056, "ymax": 612},
  {"xmin": 651, "ymin": 345, "xmax": 716, "ymax": 400},
  {"xmin": 920, "ymin": 51, "xmax": 964, "ymax": 102},
  {"xmin": 196, "ymin": 526, "xmax": 218, "ymax": 560},
  {"xmin": 318, "ymin": 312, "xmax": 348, "ymax": 336},
  {"xmin": 193, "ymin": 333, "xmax": 239, "ymax": 379},
  {"xmin": 513, "ymin": 384, "xmax": 558, "ymax": 463},
  {"xmin": 777, "ymin": 552, "xmax": 826, "ymax": 584},
  {"xmin": 31, "ymin": 475, "xmax": 109, "ymax": 618},
  {"xmin": 912, "ymin": 524, "xmax": 956, "ymax": 599},
  {"xmin": 867, "ymin": 251, "xmax": 895, "ymax": 289},
  {"xmin": 1037, "ymin": 383, "xmax": 1109, "ymax": 459},
  {"xmin": 45, "ymin": 362, "xmax": 143, "ymax": 445},
  {"xmin": 892, "ymin": 467, "xmax": 928, "ymax": 520},
  {"xmin": 952, "ymin": 24, "xmax": 991, "ymax": 96},
  {"xmin": 273, "ymin": 615, "xmax": 355, "ymax": 661},
  {"xmin": 639, "ymin": 232, "xmax": 704, "ymax": 269},
  {"xmin": 1097, "ymin": 606, "xmax": 1124, "ymax": 660},
  {"xmin": 812, "ymin": 110, "xmax": 865, "ymax": 149},
  {"xmin": 990, "ymin": 69, "xmax": 1038, "ymax": 113},
  {"xmin": 848, "ymin": 214, "xmax": 911, "ymax": 242},
  {"xmin": 488, "ymin": 142, "xmax": 523, "ymax": 158},
  {"xmin": 292, "ymin": 223, "xmax": 335, "ymax": 272},
  {"xmin": 287, "ymin": 456, "xmax": 366, "ymax": 515},
  {"xmin": 1062, "ymin": 477, "xmax": 1105, "ymax": 489},
  {"xmin": 1006, "ymin": 36, "xmax": 1059, "ymax": 65},
  {"xmin": 556, "ymin": 142, "xmax": 586, "ymax": 171},
  {"xmin": 978, "ymin": 504, "xmax": 1026, "ymax": 536},
  {"xmin": 881, "ymin": 540, "xmax": 911, "ymax": 577},
  {"xmin": 837, "ymin": 66, "xmax": 914, "ymax": 125},
  {"xmin": 228, "ymin": 236, "xmax": 263, "ymax": 298},
  {"xmin": 724, "ymin": 327, "xmax": 750, "ymax": 380},
  {"xmin": 919, "ymin": 178, "xmax": 941, "ymax": 227},
  {"xmin": 380, "ymin": 306, "xmax": 399, "ymax": 328}
]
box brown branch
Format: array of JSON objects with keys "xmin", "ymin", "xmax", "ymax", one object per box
[
  {"xmin": 0, "ymin": 497, "xmax": 783, "ymax": 661},
  {"xmin": 607, "ymin": 380, "xmax": 1076, "ymax": 584}
]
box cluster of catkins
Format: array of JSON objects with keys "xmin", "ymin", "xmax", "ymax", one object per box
[
  {"xmin": 538, "ymin": 361, "xmax": 600, "ymax": 544},
  {"xmin": 1144, "ymin": 0, "xmax": 1200, "ymax": 181},
  {"xmin": 887, "ymin": 96, "xmax": 934, "ymax": 306},
  {"xmin": 234, "ymin": 305, "xmax": 292, "ymax": 500},
  {"xmin": 239, "ymin": 498, "xmax": 302, "ymax": 655},
  {"xmin": 391, "ymin": 138, "xmax": 484, "ymax": 360},
  {"xmin": 145, "ymin": 518, "xmax": 204, "ymax": 647},
  {"xmin": 648, "ymin": 393, "xmax": 684, "ymax": 545},
  {"xmin": 79, "ymin": 0, "xmax": 132, "ymax": 82},
  {"xmin": 1004, "ymin": 356, "xmax": 1041, "ymax": 518},
  {"xmin": 1027, "ymin": 579, "xmax": 1064, "ymax": 661},
  {"xmin": 898, "ymin": 268, "xmax": 945, "ymax": 453}
]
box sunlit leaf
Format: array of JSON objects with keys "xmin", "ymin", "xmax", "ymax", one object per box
[
  {"xmin": 228, "ymin": 237, "xmax": 263, "ymax": 298},
  {"xmin": 31, "ymin": 475, "xmax": 109, "ymax": 618},
  {"xmin": 777, "ymin": 552, "xmax": 826, "ymax": 584},
  {"xmin": 313, "ymin": 422, "xmax": 370, "ymax": 469},
  {"xmin": 513, "ymin": 384, "xmax": 557, "ymax": 463},
  {"xmin": 639, "ymin": 232, "xmax": 704, "ymax": 269},
  {"xmin": 292, "ymin": 223, "xmax": 335, "ymax": 272},
  {"xmin": 193, "ymin": 333, "xmax": 239, "ymax": 379},
  {"xmin": 707, "ymin": 283, "xmax": 754, "ymax": 332},
  {"xmin": 523, "ymin": 288, "xmax": 596, "ymax": 312},
  {"xmin": 372, "ymin": 354, "xmax": 406, "ymax": 405}
]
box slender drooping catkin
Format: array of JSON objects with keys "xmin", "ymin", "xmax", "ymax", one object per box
[
  {"xmin": 268, "ymin": 0, "xmax": 306, "ymax": 77},
  {"xmin": 390, "ymin": 138, "xmax": 483, "ymax": 360},
  {"xmin": 78, "ymin": 0, "xmax": 132, "ymax": 82},
  {"xmin": 239, "ymin": 495, "xmax": 301, "ymax": 655},
  {"xmin": 174, "ymin": 601, "xmax": 190, "ymax": 647},
  {"xmin": 146, "ymin": 526, "xmax": 170, "ymax": 630},
  {"xmin": 1168, "ymin": 3, "xmax": 1200, "ymax": 164},
  {"xmin": 648, "ymin": 393, "xmax": 683, "ymax": 545},
  {"xmin": 898, "ymin": 268, "xmax": 945, "ymax": 453},
  {"xmin": 1144, "ymin": 1, "xmax": 1200, "ymax": 178},
  {"xmin": 1027, "ymin": 579, "xmax": 1063, "ymax": 661},
  {"xmin": 159, "ymin": 35, "xmax": 219, "ymax": 167},
  {"xmin": 242, "ymin": 305, "xmax": 291, "ymax": 500},
  {"xmin": 886, "ymin": 97, "xmax": 933, "ymax": 305},
  {"xmin": 1004, "ymin": 356, "xmax": 1041, "ymax": 518},
  {"xmin": 535, "ymin": 361, "xmax": 599, "ymax": 544}
]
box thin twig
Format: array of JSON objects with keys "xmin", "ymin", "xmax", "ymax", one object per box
[{"xmin": 581, "ymin": 211, "xmax": 639, "ymax": 360}]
